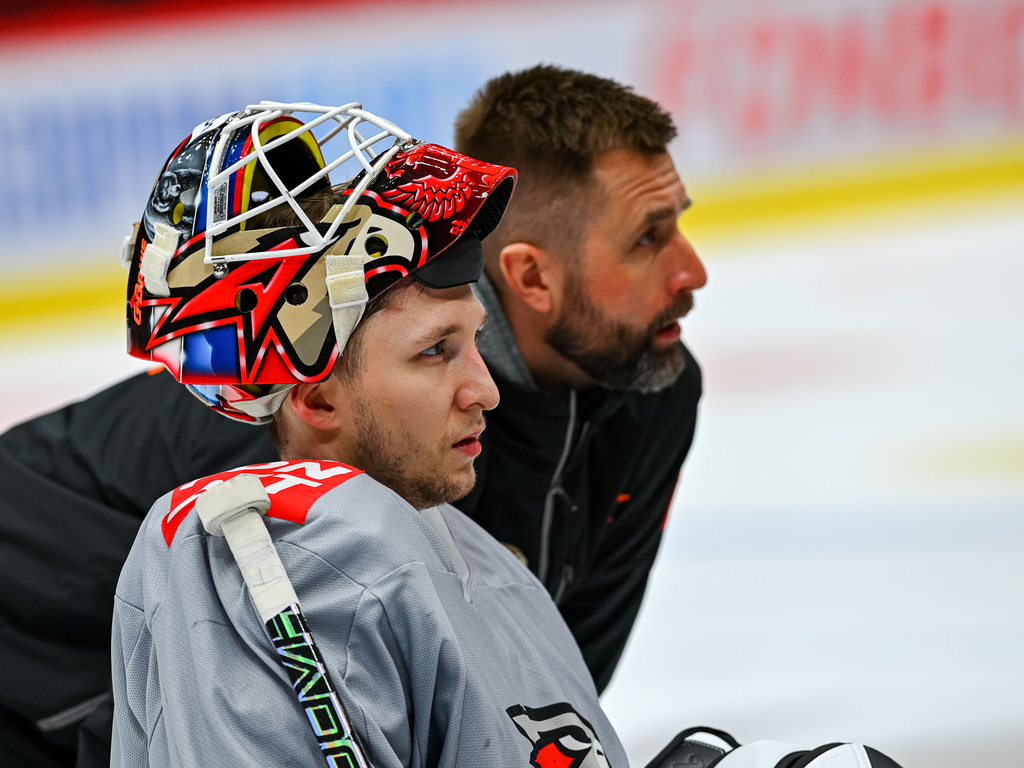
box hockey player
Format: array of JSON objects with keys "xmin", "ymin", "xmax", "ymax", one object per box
[
  {"xmin": 110, "ymin": 100, "xmax": 632, "ymax": 767},
  {"xmin": 110, "ymin": 103, "xmax": 905, "ymax": 768}
]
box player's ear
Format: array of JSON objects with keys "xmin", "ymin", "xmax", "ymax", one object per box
[
  {"xmin": 498, "ymin": 242, "xmax": 562, "ymax": 315},
  {"xmin": 287, "ymin": 379, "xmax": 342, "ymax": 432}
]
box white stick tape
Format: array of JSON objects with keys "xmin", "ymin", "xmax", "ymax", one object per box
[
  {"xmin": 220, "ymin": 512, "xmax": 300, "ymax": 623},
  {"xmin": 194, "ymin": 474, "xmax": 299, "ymax": 623}
]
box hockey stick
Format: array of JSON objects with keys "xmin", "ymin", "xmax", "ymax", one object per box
[{"xmin": 195, "ymin": 473, "xmax": 370, "ymax": 768}]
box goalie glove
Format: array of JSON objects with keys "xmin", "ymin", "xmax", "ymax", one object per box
[{"xmin": 645, "ymin": 727, "xmax": 903, "ymax": 768}]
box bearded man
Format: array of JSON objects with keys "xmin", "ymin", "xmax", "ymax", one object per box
[{"xmin": 452, "ymin": 68, "xmax": 706, "ymax": 692}]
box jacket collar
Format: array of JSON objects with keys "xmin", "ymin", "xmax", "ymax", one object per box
[
  {"xmin": 473, "ymin": 271, "xmax": 538, "ymax": 391},
  {"xmin": 472, "ymin": 271, "xmax": 628, "ymax": 424}
]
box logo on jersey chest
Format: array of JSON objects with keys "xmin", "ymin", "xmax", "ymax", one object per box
[
  {"xmin": 507, "ymin": 702, "xmax": 611, "ymax": 768},
  {"xmin": 163, "ymin": 460, "xmax": 362, "ymax": 546}
]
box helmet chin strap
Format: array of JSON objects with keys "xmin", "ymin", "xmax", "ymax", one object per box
[
  {"xmin": 325, "ymin": 253, "xmax": 368, "ymax": 355},
  {"xmin": 120, "ymin": 220, "xmax": 179, "ymax": 298},
  {"xmin": 138, "ymin": 221, "xmax": 180, "ymax": 297}
]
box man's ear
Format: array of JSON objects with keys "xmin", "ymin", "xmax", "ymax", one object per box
[
  {"xmin": 287, "ymin": 378, "xmax": 344, "ymax": 432},
  {"xmin": 498, "ymin": 242, "xmax": 563, "ymax": 315}
]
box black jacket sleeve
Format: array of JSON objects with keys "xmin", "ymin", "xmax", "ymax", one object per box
[{"xmin": 0, "ymin": 370, "xmax": 276, "ymax": 765}]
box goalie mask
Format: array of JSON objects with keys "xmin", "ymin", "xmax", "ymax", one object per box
[{"xmin": 123, "ymin": 101, "xmax": 516, "ymax": 423}]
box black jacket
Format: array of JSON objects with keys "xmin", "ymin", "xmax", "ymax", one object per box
[
  {"xmin": 457, "ymin": 274, "xmax": 701, "ymax": 692},
  {"xmin": 0, "ymin": 290, "xmax": 700, "ymax": 766},
  {"xmin": 456, "ymin": 363, "xmax": 700, "ymax": 692}
]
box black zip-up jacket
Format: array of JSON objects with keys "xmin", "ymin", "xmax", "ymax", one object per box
[
  {"xmin": 456, "ymin": 372, "xmax": 701, "ymax": 689},
  {"xmin": 457, "ymin": 275, "xmax": 701, "ymax": 693},
  {"xmin": 0, "ymin": 279, "xmax": 701, "ymax": 767}
]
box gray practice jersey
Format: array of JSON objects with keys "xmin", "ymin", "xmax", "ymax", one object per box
[{"xmin": 111, "ymin": 460, "xmax": 627, "ymax": 768}]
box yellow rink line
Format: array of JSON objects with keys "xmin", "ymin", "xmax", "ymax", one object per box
[
  {"xmin": 916, "ymin": 436, "xmax": 1024, "ymax": 479},
  {"xmin": 0, "ymin": 262, "xmax": 128, "ymax": 336},
  {"xmin": 2, "ymin": 138, "xmax": 1023, "ymax": 334},
  {"xmin": 681, "ymin": 137, "xmax": 1024, "ymax": 241}
]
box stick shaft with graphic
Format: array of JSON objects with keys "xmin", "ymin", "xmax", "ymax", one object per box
[{"xmin": 195, "ymin": 474, "xmax": 370, "ymax": 768}]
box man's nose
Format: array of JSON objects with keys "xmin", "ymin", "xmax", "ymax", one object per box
[
  {"xmin": 458, "ymin": 347, "xmax": 500, "ymax": 412},
  {"xmin": 667, "ymin": 234, "xmax": 707, "ymax": 295}
]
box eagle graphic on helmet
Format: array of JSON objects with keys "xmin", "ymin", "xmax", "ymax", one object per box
[
  {"xmin": 122, "ymin": 101, "xmax": 515, "ymax": 423},
  {"xmin": 381, "ymin": 143, "xmax": 503, "ymax": 224},
  {"xmin": 507, "ymin": 703, "xmax": 612, "ymax": 768}
]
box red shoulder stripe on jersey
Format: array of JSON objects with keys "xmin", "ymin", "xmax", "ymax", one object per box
[{"xmin": 163, "ymin": 460, "xmax": 363, "ymax": 546}]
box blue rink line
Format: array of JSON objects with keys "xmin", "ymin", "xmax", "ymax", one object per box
[{"xmin": 667, "ymin": 501, "xmax": 1024, "ymax": 560}]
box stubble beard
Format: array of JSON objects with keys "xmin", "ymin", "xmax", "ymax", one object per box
[
  {"xmin": 546, "ymin": 268, "xmax": 692, "ymax": 394},
  {"xmin": 350, "ymin": 397, "xmax": 477, "ymax": 510}
]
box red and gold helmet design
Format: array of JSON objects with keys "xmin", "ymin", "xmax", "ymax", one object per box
[{"xmin": 122, "ymin": 101, "xmax": 515, "ymax": 423}]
